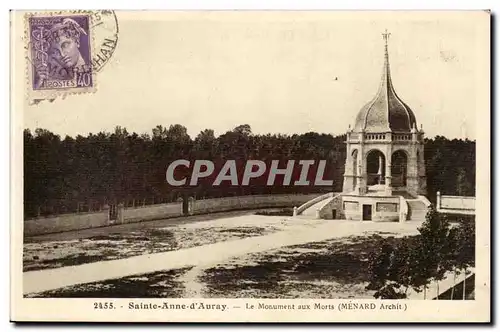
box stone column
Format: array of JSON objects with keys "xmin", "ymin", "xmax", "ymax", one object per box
[
  {"xmin": 385, "ymin": 145, "xmax": 392, "ymax": 195},
  {"xmin": 385, "ymin": 162, "xmax": 392, "ymax": 195},
  {"xmin": 377, "ymin": 155, "xmax": 383, "ymax": 184},
  {"xmin": 406, "ymin": 127, "xmax": 420, "ymax": 196},
  {"xmin": 102, "ymin": 204, "xmax": 110, "ymax": 225},
  {"xmin": 436, "ymin": 191, "xmax": 441, "ymax": 210},
  {"xmin": 342, "ymin": 139, "xmax": 354, "ymax": 193},
  {"xmin": 117, "ymin": 203, "xmax": 124, "ymax": 224},
  {"xmin": 358, "ymin": 131, "xmax": 366, "ymax": 194},
  {"xmin": 417, "ymin": 143, "xmax": 427, "ymax": 195},
  {"xmin": 188, "ymin": 197, "xmax": 195, "ymax": 215},
  {"xmin": 407, "ymin": 145, "xmax": 419, "ymax": 196},
  {"xmin": 177, "ymin": 197, "xmax": 184, "ymax": 215}
]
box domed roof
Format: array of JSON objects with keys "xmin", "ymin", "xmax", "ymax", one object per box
[{"xmin": 353, "ymin": 35, "xmax": 417, "ymax": 133}]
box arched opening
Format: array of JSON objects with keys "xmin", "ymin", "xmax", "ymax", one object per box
[
  {"xmin": 391, "ymin": 150, "xmax": 408, "ymax": 187},
  {"xmin": 366, "ymin": 149, "xmax": 385, "ymax": 186},
  {"xmin": 352, "ymin": 149, "xmax": 358, "ymax": 188}
]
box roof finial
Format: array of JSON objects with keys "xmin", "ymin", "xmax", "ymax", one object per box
[
  {"xmin": 382, "ymin": 29, "xmax": 391, "ymax": 60},
  {"xmin": 382, "ymin": 29, "xmax": 391, "ymax": 44}
]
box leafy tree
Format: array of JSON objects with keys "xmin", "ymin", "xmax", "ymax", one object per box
[
  {"xmin": 368, "ymin": 208, "xmax": 464, "ymax": 300},
  {"xmin": 166, "ymin": 124, "xmax": 191, "ymax": 144},
  {"xmin": 446, "ymin": 226, "xmax": 461, "ymax": 299},
  {"xmin": 417, "ymin": 206, "xmax": 452, "ymax": 299},
  {"xmin": 408, "ymin": 240, "xmax": 434, "ymax": 299},
  {"xmin": 425, "ymin": 136, "xmax": 475, "ymax": 201},
  {"xmin": 233, "ymin": 124, "xmax": 252, "ymax": 136},
  {"xmin": 455, "ymin": 217, "xmax": 475, "ymax": 299},
  {"xmin": 456, "ymin": 168, "xmax": 473, "ymax": 196},
  {"xmin": 373, "ymin": 284, "xmax": 407, "ymax": 299},
  {"xmin": 152, "ymin": 125, "xmax": 167, "ymax": 139},
  {"xmin": 388, "ymin": 239, "xmax": 422, "ymax": 297},
  {"xmin": 367, "ymin": 236, "xmax": 430, "ymax": 299},
  {"xmin": 366, "ymin": 240, "xmax": 394, "ymax": 292}
]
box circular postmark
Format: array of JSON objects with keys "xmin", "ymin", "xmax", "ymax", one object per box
[{"xmin": 71, "ymin": 9, "xmax": 119, "ymax": 72}]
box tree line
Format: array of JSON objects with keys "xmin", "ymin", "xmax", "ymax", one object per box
[
  {"xmin": 23, "ymin": 124, "xmax": 475, "ymax": 218},
  {"xmin": 367, "ymin": 208, "xmax": 475, "ymax": 300}
]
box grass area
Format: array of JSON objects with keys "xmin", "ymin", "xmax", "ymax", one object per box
[
  {"xmin": 201, "ymin": 233, "xmax": 412, "ymax": 299},
  {"xmin": 173, "ymin": 225, "xmax": 274, "ymax": 249},
  {"xmin": 23, "ymin": 229, "xmax": 178, "ymax": 272},
  {"xmin": 26, "ymin": 268, "xmax": 191, "ymax": 298}
]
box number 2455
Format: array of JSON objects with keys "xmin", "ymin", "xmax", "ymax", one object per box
[{"xmin": 94, "ymin": 302, "xmax": 115, "ymax": 309}]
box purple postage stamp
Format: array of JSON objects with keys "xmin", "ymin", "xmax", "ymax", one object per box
[{"xmin": 28, "ymin": 14, "xmax": 95, "ymax": 97}]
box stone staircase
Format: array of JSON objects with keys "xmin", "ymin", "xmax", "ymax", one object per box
[
  {"xmin": 406, "ymin": 199, "xmax": 428, "ymax": 221},
  {"xmin": 301, "ymin": 199, "xmax": 329, "ymax": 218}
]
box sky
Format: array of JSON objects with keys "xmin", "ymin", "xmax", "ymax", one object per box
[{"xmin": 22, "ymin": 11, "xmax": 489, "ymax": 140}]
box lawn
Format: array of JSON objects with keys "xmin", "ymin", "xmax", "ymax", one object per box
[
  {"xmin": 200, "ymin": 233, "xmax": 413, "ymax": 299},
  {"xmin": 23, "ymin": 229, "xmax": 178, "ymax": 272}
]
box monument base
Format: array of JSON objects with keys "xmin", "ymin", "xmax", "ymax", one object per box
[{"xmin": 341, "ymin": 186, "xmax": 408, "ymax": 222}]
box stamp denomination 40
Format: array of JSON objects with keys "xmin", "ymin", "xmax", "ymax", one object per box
[{"xmin": 28, "ymin": 14, "xmax": 94, "ymax": 97}]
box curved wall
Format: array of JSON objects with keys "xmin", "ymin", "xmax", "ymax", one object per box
[{"xmin": 25, "ymin": 193, "xmax": 320, "ymax": 236}]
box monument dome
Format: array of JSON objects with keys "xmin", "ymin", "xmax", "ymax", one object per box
[{"xmin": 353, "ymin": 35, "xmax": 417, "ymax": 133}]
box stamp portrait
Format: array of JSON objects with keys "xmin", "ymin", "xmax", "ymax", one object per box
[{"xmin": 27, "ymin": 14, "xmax": 95, "ymax": 99}]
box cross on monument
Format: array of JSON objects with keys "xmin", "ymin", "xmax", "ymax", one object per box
[{"xmin": 382, "ymin": 29, "xmax": 391, "ymax": 44}]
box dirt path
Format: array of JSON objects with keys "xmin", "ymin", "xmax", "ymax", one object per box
[
  {"xmin": 179, "ymin": 265, "xmax": 207, "ymax": 298},
  {"xmin": 24, "ymin": 219, "xmax": 421, "ymax": 295}
]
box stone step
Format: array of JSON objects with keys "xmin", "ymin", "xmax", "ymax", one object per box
[{"xmin": 407, "ymin": 199, "xmax": 428, "ymax": 221}]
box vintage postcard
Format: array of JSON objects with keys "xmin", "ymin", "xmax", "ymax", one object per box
[{"xmin": 10, "ymin": 10, "xmax": 490, "ymax": 323}]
